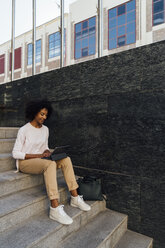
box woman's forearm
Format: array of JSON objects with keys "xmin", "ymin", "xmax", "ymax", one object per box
[{"xmin": 25, "ymin": 154, "xmax": 43, "ymax": 159}]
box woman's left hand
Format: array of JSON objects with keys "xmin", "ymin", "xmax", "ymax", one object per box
[{"xmin": 43, "ymin": 149, "xmax": 51, "ymax": 157}]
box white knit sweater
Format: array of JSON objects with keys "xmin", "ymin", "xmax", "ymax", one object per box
[{"xmin": 12, "ymin": 122, "xmax": 49, "ymax": 172}]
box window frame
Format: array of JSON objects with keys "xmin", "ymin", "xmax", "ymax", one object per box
[
  {"xmin": 108, "ymin": 0, "xmax": 136, "ymax": 50},
  {"xmin": 74, "ymin": 15, "xmax": 96, "ymax": 60},
  {"xmin": 152, "ymin": 0, "xmax": 165, "ymax": 26}
]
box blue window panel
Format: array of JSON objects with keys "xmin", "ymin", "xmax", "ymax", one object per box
[
  {"xmin": 89, "ymin": 17, "xmax": 96, "ymax": 27},
  {"xmin": 154, "ymin": 0, "xmax": 164, "ymax": 13},
  {"xmin": 75, "ymin": 49, "xmax": 81, "ymax": 59},
  {"xmin": 118, "ymin": 25, "xmax": 125, "ymax": 36},
  {"xmin": 109, "ymin": 8, "xmax": 117, "ymax": 19},
  {"xmin": 127, "ymin": 0, "xmax": 136, "ymax": 12},
  {"xmin": 75, "ymin": 17, "xmax": 96, "ymax": 59},
  {"xmin": 48, "ymin": 30, "xmax": 66, "ymax": 58},
  {"xmin": 109, "ymin": 28, "xmax": 117, "ymax": 39},
  {"xmin": 89, "ymin": 26, "xmax": 96, "ymax": 35},
  {"xmin": 27, "ymin": 43, "xmax": 32, "ymax": 65},
  {"xmin": 82, "ymin": 29, "xmax": 88, "ymax": 38},
  {"xmin": 36, "ymin": 40, "xmax": 41, "ymax": 63},
  {"xmin": 55, "ymin": 40, "xmax": 60, "ymax": 46},
  {"xmin": 109, "ymin": 18, "xmax": 117, "ymax": 28},
  {"xmin": 118, "ymin": 4, "xmax": 126, "ymax": 15},
  {"xmin": 75, "ymin": 23, "xmax": 81, "ymax": 33},
  {"xmin": 82, "ymin": 20, "xmax": 88, "ymax": 29},
  {"xmin": 153, "ymin": 12, "xmax": 164, "ymax": 25},
  {"xmin": 36, "ymin": 55, "xmax": 40, "ymax": 63},
  {"xmin": 36, "ymin": 39, "xmax": 41, "ymax": 47},
  {"xmin": 49, "ymin": 50, "xmax": 55, "ymax": 58},
  {"xmin": 49, "ymin": 42, "xmax": 54, "ymax": 49},
  {"xmin": 89, "ymin": 36, "xmax": 95, "ymax": 46},
  {"xmin": 55, "ymin": 32, "xmax": 60, "ymax": 40},
  {"xmin": 127, "ymin": 10, "xmax": 135, "ymax": 23},
  {"xmin": 109, "ymin": 39, "xmax": 117, "ymax": 49},
  {"xmin": 118, "ymin": 35, "xmax": 126, "ymax": 46},
  {"xmin": 89, "ymin": 44, "xmax": 95, "ymax": 55},
  {"xmin": 49, "ymin": 34, "xmax": 54, "ymax": 41},
  {"xmin": 75, "ymin": 32, "xmax": 82, "ymax": 40},
  {"xmin": 75, "ymin": 40, "xmax": 81, "ymax": 50},
  {"xmin": 28, "ymin": 43, "xmax": 32, "ymax": 51},
  {"xmin": 55, "ymin": 48, "xmax": 60, "ymax": 56},
  {"xmin": 28, "ymin": 58, "xmax": 32, "ymax": 65},
  {"xmin": 126, "ymin": 22, "xmax": 135, "ymax": 33},
  {"xmin": 118, "ymin": 14, "xmax": 126, "ymax": 26},
  {"xmin": 82, "ymin": 38, "xmax": 88, "ymax": 48},
  {"xmin": 82, "ymin": 47, "xmax": 88, "ymax": 57},
  {"xmin": 127, "ymin": 32, "xmax": 136, "ymax": 44}
]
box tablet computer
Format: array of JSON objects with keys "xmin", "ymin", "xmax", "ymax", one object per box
[{"xmin": 51, "ymin": 145, "xmax": 70, "ymax": 155}]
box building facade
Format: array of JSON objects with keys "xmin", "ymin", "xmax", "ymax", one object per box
[{"xmin": 0, "ymin": 0, "xmax": 165, "ymax": 84}]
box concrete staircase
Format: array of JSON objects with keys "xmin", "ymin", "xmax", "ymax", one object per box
[{"xmin": 0, "ymin": 127, "xmax": 153, "ymax": 248}]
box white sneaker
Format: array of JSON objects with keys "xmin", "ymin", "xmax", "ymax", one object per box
[
  {"xmin": 70, "ymin": 195, "xmax": 91, "ymax": 211},
  {"xmin": 49, "ymin": 205, "xmax": 73, "ymax": 225}
]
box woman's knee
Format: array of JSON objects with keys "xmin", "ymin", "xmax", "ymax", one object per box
[
  {"xmin": 44, "ymin": 160, "xmax": 57, "ymax": 172},
  {"xmin": 61, "ymin": 156, "xmax": 72, "ymax": 168},
  {"xmin": 65, "ymin": 156, "xmax": 71, "ymax": 162}
]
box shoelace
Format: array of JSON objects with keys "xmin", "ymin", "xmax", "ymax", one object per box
[
  {"xmin": 78, "ymin": 195, "xmax": 84, "ymax": 203},
  {"xmin": 58, "ymin": 205, "xmax": 66, "ymax": 216}
]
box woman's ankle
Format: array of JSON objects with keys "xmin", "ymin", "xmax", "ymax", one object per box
[{"xmin": 51, "ymin": 199, "xmax": 59, "ymax": 208}]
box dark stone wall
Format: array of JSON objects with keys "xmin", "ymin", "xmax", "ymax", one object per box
[{"xmin": 0, "ymin": 40, "xmax": 165, "ymax": 248}]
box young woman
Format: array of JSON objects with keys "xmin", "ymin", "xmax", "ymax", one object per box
[{"xmin": 12, "ymin": 99, "xmax": 91, "ymax": 225}]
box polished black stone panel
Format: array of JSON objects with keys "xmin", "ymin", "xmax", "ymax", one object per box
[
  {"xmin": 140, "ymin": 178, "xmax": 165, "ymax": 248},
  {"xmin": 0, "ymin": 40, "xmax": 165, "ymax": 248}
]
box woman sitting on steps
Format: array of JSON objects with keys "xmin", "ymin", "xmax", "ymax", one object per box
[{"xmin": 12, "ymin": 99, "xmax": 91, "ymax": 225}]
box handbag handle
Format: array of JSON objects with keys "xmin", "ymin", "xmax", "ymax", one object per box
[{"xmin": 83, "ymin": 176, "xmax": 100, "ymax": 183}]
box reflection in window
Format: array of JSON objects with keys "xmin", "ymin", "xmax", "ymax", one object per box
[
  {"xmin": 48, "ymin": 30, "xmax": 66, "ymax": 59},
  {"xmin": 108, "ymin": 0, "xmax": 136, "ymax": 50},
  {"xmin": 153, "ymin": 0, "xmax": 165, "ymax": 26},
  {"xmin": 27, "ymin": 39, "xmax": 41, "ymax": 65},
  {"xmin": 75, "ymin": 16, "xmax": 96, "ymax": 59},
  {"xmin": 0, "ymin": 54, "xmax": 5, "ymax": 74},
  {"xmin": 10, "ymin": 47, "xmax": 22, "ymax": 70}
]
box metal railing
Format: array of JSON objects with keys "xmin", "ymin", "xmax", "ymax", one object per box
[{"xmin": 10, "ymin": 0, "xmax": 103, "ymax": 81}]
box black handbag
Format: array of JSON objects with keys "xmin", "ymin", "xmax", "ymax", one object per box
[{"xmin": 77, "ymin": 176, "xmax": 105, "ymax": 201}]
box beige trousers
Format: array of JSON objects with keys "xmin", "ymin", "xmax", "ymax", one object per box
[{"xmin": 19, "ymin": 156, "xmax": 79, "ymax": 200}]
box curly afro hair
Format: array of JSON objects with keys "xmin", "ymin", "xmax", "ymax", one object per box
[{"xmin": 25, "ymin": 99, "xmax": 53, "ymax": 121}]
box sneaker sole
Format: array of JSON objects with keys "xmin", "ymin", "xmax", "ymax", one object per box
[
  {"xmin": 70, "ymin": 203, "xmax": 91, "ymax": 211},
  {"xmin": 49, "ymin": 215, "xmax": 73, "ymax": 225}
]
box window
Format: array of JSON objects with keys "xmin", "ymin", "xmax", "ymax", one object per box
[
  {"xmin": 75, "ymin": 16, "xmax": 96, "ymax": 59},
  {"xmin": 10, "ymin": 47, "xmax": 21, "ymax": 70},
  {"xmin": 48, "ymin": 29, "xmax": 66, "ymax": 59},
  {"xmin": 36, "ymin": 40, "xmax": 41, "ymax": 63},
  {"xmin": 27, "ymin": 39, "xmax": 41, "ymax": 65},
  {"xmin": 0, "ymin": 54, "xmax": 5, "ymax": 74},
  {"xmin": 27, "ymin": 43, "xmax": 32, "ymax": 65},
  {"xmin": 108, "ymin": 0, "xmax": 136, "ymax": 50},
  {"xmin": 153, "ymin": 0, "xmax": 165, "ymax": 26}
]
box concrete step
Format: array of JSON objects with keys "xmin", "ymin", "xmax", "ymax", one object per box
[
  {"xmin": 0, "ymin": 127, "xmax": 19, "ymax": 139},
  {"xmin": 0, "ymin": 200, "xmax": 106, "ymax": 248},
  {"xmin": 0, "ymin": 179, "xmax": 68, "ymax": 233},
  {"xmin": 0, "ymin": 153, "xmax": 15, "ymax": 172},
  {"xmin": 0, "ymin": 139, "xmax": 15, "ymax": 153},
  {"xmin": 0, "ymin": 169, "xmax": 63, "ymax": 198},
  {"xmin": 114, "ymin": 230, "xmax": 153, "ymax": 248},
  {"xmin": 57, "ymin": 209, "xmax": 127, "ymax": 248}
]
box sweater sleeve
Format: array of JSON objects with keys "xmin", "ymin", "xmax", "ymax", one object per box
[
  {"xmin": 12, "ymin": 128, "xmax": 26, "ymax": 160},
  {"xmin": 45, "ymin": 127, "xmax": 49, "ymax": 150}
]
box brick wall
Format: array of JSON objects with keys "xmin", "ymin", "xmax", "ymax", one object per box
[{"xmin": 0, "ymin": 40, "xmax": 165, "ymax": 248}]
